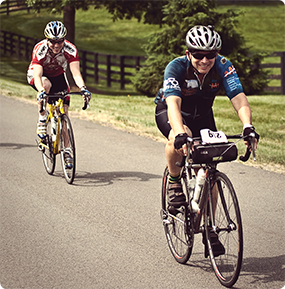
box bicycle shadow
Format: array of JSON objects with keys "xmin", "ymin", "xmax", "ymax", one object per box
[
  {"xmin": 240, "ymin": 255, "xmax": 285, "ymax": 285},
  {"xmin": 184, "ymin": 253, "xmax": 285, "ymax": 288},
  {"xmin": 72, "ymin": 170, "xmax": 162, "ymax": 187},
  {"xmin": 0, "ymin": 142, "xmax": 36, "ymax": 150}
]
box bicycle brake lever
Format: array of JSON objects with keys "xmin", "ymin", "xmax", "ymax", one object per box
[
  {"xmin": 82, "ymin": 101, "xmax": 90, "ymax": 110},
  {"xmin": 239, "ymin": 147, "xmax": 251, "ymax": 162}
]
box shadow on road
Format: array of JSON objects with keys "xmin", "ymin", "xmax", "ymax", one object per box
[
  {"xmin": 73, "ymin": 170, "xmax": 162, "ymax": 187},
  {"xmin": 0, "ymin": 142, "xmax": 36, "ymax": 150},
  {"xmin": 241, "ymin": 254, "xmax": 285, "ymax": 285}
]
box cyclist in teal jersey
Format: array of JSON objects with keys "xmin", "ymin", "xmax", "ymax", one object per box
[{"xmin": 155, "ymin": 26, "xmax": 259, "ymax": 255}]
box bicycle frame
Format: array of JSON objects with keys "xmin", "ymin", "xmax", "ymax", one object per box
[{"xmin": 39, "ymin": 98, "xmax": 65, "ymax": 155}]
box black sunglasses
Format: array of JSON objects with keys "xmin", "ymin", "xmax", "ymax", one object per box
[
  {"xmin": 48, "ymin": 39, "xmax": 65, "ymax": 45},
  {"xmin": 191, "ymin": 52, "xmax": 217, "ymax": 60}
]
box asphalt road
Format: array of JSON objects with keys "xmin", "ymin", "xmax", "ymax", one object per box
[{"xmin": 0, "ymin": 94, "xmax": 284, "ymax": 289}]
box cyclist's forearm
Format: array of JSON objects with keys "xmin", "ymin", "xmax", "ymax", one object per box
[
  {"xmin": 231, "ymin": 92, "xmax": 252, "ymax": 126},
  {"xmin": 73, "ymin": 75, "xmax": 86, "ymax": 89},
  {"xmin": 166, "ymin": 96, "xmax": 185, "ymax": 136},
  {"xmin": 237, "ymin": 106, "xmax": 252, "ymax": 127},
  {"xmin": 34, "ymin": 77, "xmax": 45, "ymax": 92},
  {"xmin": 70, "ymin": 61, "xmax": 86, "ymax": 89}
]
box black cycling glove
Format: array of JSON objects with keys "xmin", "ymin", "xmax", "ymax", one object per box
[
  {"xmin": 174, "ymin": 133, "xmax": 189, "ymax": 150},
  {"xmin": 242, "ymin": 126, "xmax": 260, "ymax": 142}
]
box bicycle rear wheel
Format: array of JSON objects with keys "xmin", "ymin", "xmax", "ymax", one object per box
[
  {"xmin": 41, "ymin": 118, "xmax": 56, "ymax": 175},
  {"xmin": 59, "ymin": 114, "xmax": 76, "ymax": 184},
  {"xmin": 161, "ymin": 167, "xmax": 192, "ymax": 264},
  {"xmin": 205, "ymin": 171, "xmax": 243, "ymax": 288}
]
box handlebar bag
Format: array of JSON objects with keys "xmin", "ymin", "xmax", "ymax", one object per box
[{"xmin": 192, "ymin": 142, "xmax": 238, "ymax": 164}]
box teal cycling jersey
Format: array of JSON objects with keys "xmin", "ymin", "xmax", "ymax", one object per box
[{"xmin": 155, "ymin": 54, "xmax": 243, "ymax": 119}]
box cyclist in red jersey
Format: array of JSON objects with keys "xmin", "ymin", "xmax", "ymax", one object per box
[{"xmin": 27, "ymin": 21, "xmax": 91, "ymax": 139}]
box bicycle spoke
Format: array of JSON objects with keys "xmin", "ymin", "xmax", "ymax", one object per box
[{"xmin": 206, "ymin": 171, "xmax": 243, "ymax": 287}]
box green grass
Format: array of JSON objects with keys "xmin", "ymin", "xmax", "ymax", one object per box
[
  {"xmin": 1, "ymin": 4, "xmax": 284, "ymax": 54},
  {"xmin": 216, "ymin": 4, "xmax": 285, "ymax": 53},
  {"xmin": 213, "ymin": 95, "xmax": 285, "ymax": 168}
]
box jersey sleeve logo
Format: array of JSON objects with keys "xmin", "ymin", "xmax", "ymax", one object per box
[
  {"xmin": 64, "ymin": 42, "xmax": 77, "ymax": 58},
  {"xmin": 220, "ymin": 57, "xmax": 227, "ymax": 65},
  {"xmin": 163, "ymin": 77, "xmax": 181, "ymax": 91},
  {"xmin": 36, "ymin": 44, "xmax": 48, "ymax": 61},
  {"xmin": 224, "ymin": 65, "xmax": 236, "ymax": 77}
]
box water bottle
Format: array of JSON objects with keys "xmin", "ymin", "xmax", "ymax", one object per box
[
  {"xmin": 191, "ymin": 168, "xmax": 206, "ymax": 214},
  {"xmin": 51, "ymin": 116, "xmax": 57, "ymax": 141}
]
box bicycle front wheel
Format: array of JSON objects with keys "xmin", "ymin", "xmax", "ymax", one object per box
[
  {"xmin": 161, "ymin": 167, "xmax": 192, "ymax": 264},
  {"xmin": 205, "ymin": 171, "xmax": 243, "ymax": 288},
  {"xmin": 41, "ymin": 118, "xmax": 56, "ymax": 175},
  {"xmin": 59, "ymin": 114, "xmax": 76, "ymax": 184}
]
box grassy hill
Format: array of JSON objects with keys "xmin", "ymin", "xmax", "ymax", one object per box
[
  {"xmin": 0, "ymin": 3, "xmax": 284, "ymax": 172},
  {"xmin": 0, "ymin": 3, "xmax": 284, "ymax": 55}
]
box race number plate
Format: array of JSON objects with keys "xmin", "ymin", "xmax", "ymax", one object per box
[{"xmin": 200, "ymin": 129, "xmax": 228, "ymax": 144}]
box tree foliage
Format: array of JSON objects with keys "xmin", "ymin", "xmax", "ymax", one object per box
[
  {"xmin": 132, "ymin": 0, "xmax": 269, "ymax": 96},
  {"xmin": 26, "ymin": 0, "xmax": 93, "ymax": 42}
]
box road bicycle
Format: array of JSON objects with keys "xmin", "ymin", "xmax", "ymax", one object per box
[
  {"xmin": 161, "ymin": 129, "xmax": 257, "ymax": 288},
  {"xmin": 37, "ymin": 90, "xmax": 89, "ymax": 184}
]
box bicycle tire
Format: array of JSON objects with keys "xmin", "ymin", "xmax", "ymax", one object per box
[
  {"xmin": 205, "ymin": 171, "xmax": 243, "ymax": 288},
  {"xmin": 41, "ymin": 118, "xmax": 56, "ymax": 175},
  {"xmin": 161, "ymin": 167, "xmax": 192, "ymax": 264},
  {"xmin": 59, "ymin": 114, "xmax": 76, "ymax": 184}
]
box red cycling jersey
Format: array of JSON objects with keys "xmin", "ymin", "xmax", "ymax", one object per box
[{"xmin": 27, "ymin": 39, "xmax": 79, "ymax": 84}]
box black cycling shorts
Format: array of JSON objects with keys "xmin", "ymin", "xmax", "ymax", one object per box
[
  {"xmin": 155, "ymin": 101, "xmax": 217, "ymax": 139},
  {"xmin": 30, "ymin": 73, "xmax": 70, "ymax": 105}
]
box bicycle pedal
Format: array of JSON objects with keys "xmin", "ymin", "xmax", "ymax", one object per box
[
  {"xmin": 35, "ymin": 139, "xmax": 44, "ymax": 151},
  {"xmin": 160, "ymin": 209, "xmax": 168, "ymax": 220},
  {"xmin": 163, "ymin": 219, "xmax": 171, "ymax": 225}
]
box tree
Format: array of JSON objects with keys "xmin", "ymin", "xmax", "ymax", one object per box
[
  {"xmin": 132, "ymin": 0, "xmax": 269, "ymax": 96},
  {"xmin": 100, "ymin": 0, "xmax": 167, "ymax": 25},
  {"xmin": 26, "ymin": 0, "xmax": 92, "ymax": 43}
]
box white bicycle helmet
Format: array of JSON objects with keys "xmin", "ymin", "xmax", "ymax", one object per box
[
  {"xmin": 44, "ymin": 21, "xmax": 67, "ymax": 40},
  {"xmin": 186, "ymin": 25, "xmax": 222, "ymax": 51}
]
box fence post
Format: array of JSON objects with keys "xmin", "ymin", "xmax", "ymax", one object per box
[
  {"xmin": 10, "ymin": 32, "xmax": 14, "ymax": 56},
  {"xmin": 94, "ymin": 53, "xmax": 98, "ymax": 84},
  {"xmin": 81, "ymin": 50, "xmax": 87, "ymax": 81},
  {"xmin": 120, "ymin": 55, "xmax": 125, "ymax": 90},
  {"xmin": 25, "ymin": 38, "xmax": 29, "ymax": 61},
  {"xmin": 136, "ymin": 56, "xmax": 140, "ymax": 71},
  {"xmin": 3, "ymin": 31, "xmax": 7, "ymax": 55},
  {"xmin": 17, "ymin": 35, "xmax": 21, "ymax": 59},
  {"xmin": 281, "ymin": 52, "xmax": 285, "ymax": 95},
  {"xmin": 6, "ymin": 0, "xmax": 10, "ymax": 16},
  {"xmin": 107, "ymin": 55, "xmax": 111, "ymax": 87}
]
